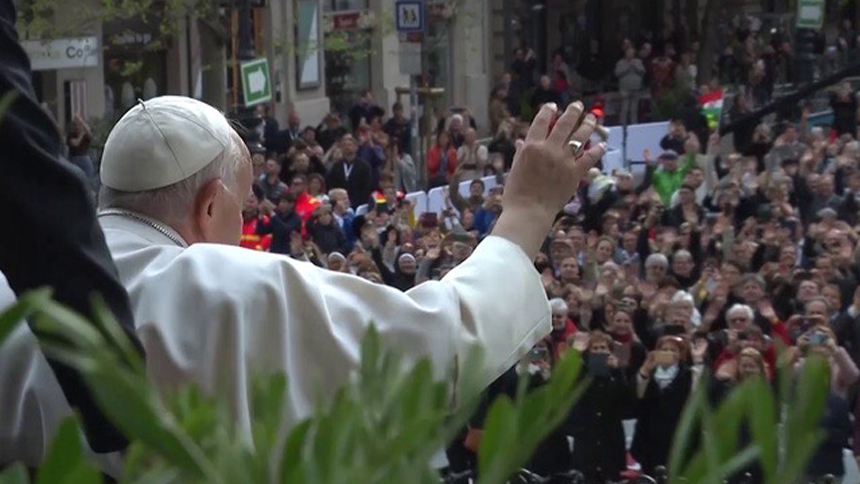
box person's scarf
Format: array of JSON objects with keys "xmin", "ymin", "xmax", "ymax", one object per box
[
  {"xmin": 611, "ymin": 331, "xmax": 633, "ymax": 344},
  {"xmin": 654, "ymin": 364, "xmax": 679, "ymax": 389}
]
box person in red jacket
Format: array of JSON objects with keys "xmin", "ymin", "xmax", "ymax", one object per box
[
  {"xmin": 426, "ymin": 131, "xmax": 458, "ymax": 187},
  {"xmin": 240, "ymin": 185, "xmax": 273, "ymax": 251}
]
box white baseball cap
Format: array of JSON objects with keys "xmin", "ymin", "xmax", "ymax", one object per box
[{"xmin": 100, "ymin": 96, "xmax": 233, "ymax": 192}]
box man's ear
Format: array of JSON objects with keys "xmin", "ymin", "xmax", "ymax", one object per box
[{"xmin": 192, "ymin": 178, "xmax": 222, "ymax": 238}]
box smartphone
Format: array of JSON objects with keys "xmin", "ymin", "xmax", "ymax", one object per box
[
  {"xmin": 530, "ymin": 346, "xmax": 548, "ymax": 362},
  {"xmin": 588, "ymin": 353, "xmax": 609, "ymax": 376},
  {"xmin": 809, "ymin": 331, "xmax": 828, "ymax": 345},
  {"xmin": 654, "ymin": 350, "xmax": 675, "ymax": 366}
]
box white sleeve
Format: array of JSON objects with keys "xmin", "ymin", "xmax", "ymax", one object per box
[{"xmin": 308, "ymin": 235, "xmax": 551, "ymax": 383}]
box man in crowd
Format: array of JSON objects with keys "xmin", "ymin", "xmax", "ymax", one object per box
[
  {"xmin": 326, "ymin": 134, "xmax": 374, "ymax": 209},
  {"xmin": 258, "ymin": 157, "xmax": 289, "ymax": 203}
]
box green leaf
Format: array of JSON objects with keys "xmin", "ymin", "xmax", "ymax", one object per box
[
  {"xmin": 714, "ymin": 445, "xmax": 760, "ymax": 482},
  {"xmin": 36, "ymin": 417, "xmax": 100, "ymax": 484},
  {"xmin": 0, "ymin": 288, "xmax": 52, "ymax": 345},
  {"xmin": 668, "ymin": 374, "xmax": 705, "ymax": 483},
  {"xmin": 0, "ymin": 464, "xmax": 29, "ymax": 484},
  {"xmin": 476, "ymin": 396, "xmax": 518, "ymax": 484},
  {"xmin": 88, "ymin": 294, "xmax": 144, "ymax": 373},
  {"xmin": 746, "ymin": 378, "xmax": 777, "ymax": 481},
  {"xmin": 279, "ymin": 420, "xmax": 312, "ymax": 483}
]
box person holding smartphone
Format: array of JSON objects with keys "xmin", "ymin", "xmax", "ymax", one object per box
[
  {"xmin": 632, "ymin": 335, "xmax": 704, "ymax": 477},
  {"xmin": 566, "ymin": 331, "xmax": 631, "ymax": 484}
]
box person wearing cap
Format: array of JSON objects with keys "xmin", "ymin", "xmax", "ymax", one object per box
[
  {"xmin": 95, "ymin": 96, "xmax": 606, "ymax": 440},
  {"xmin": 645, "ymin": 148, "xmax": 697, "ymax": 205},
  {"xmin": 474, "ymin": 185, "xmax": 505, "ymax": 237}
]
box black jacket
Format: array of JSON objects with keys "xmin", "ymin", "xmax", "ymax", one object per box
[
  {"xmin": 309, "ymin": 221, "xmax": 349, "ymax": 256},
  {"xmin": 0, "ymin": 0, "xmax": 142, "ymax": 452},
  {"xmin": 327, "ymin": 158, "xmax": 374, "ymax": 209},
  {"xmin": 631, "ymin": 366, "xmax": 694, "ymax": 475},
  {"xmin": 566, "ymin": 364, "xmax": 632, "ymax": 482},
  {"xmin": 269, "ymin": 211, "xmax": 303, "ymax": 255}
]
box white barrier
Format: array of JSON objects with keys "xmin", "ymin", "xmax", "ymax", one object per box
[
  {"xmin": 427, "ymin": 175, "xmax": 499, "ymax": 216},
  {"xmin": 602, "ymin": 149, "xmax": 624, "ymax": 174},
  {"xmin": 626, "ymin": 121, "xmax": 670, "ymax": 164},
  {"xmin": 350, "ymin": 121, "xmax": 672, "ymax": 220}
]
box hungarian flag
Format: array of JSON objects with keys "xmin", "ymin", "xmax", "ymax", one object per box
[{"xmin": 699, "ymin": 90, "xmax": 724, "ymax": 130}]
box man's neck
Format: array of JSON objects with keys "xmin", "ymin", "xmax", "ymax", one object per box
[{"xmin": 267, "ymin": 174, "xmax": 279, "ymax": 184}]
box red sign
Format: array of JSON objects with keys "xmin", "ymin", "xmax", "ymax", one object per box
[{"xmin": 332, "ymin": 12, "xmax": 361, "ymax": 30}]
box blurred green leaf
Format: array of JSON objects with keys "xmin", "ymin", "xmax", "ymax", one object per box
[
  {"xmin": 668, "ymin": 373, "xmax": 705, "ymax": 483},
  {"xmin": 89, "ymin": 295, "xmax": 144, "ymax": 373},
  {"xmin": 0, "ymin": 464, "xmax": 29, "ymax": 484},
  {"xmin": 747, "ymin": 378, "xmax": 777, "ymax": 482},
  {"xmin": 0, "ymin": 288, "xmax": 52, "ymax": 346},
  {"xmin": 35, "ymin": 417, "xmax": 100, "ymax": 484}
]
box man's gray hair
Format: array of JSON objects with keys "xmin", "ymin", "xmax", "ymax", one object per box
[
  {"xmin": 727, "ymin": 304, "xmax": 754, "ymax": 320},
  {"xmin": 645, "ymin": 253, "xmax": 669, "ymax": 268},
  {"xmin": 549, "ymin": 298, "xmax": 568, "ymax": 315},
  {"xmin": 99, "ymin": 132, "xmax": 245, "ymax": 223}
]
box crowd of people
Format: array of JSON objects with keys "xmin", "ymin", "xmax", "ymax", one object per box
[
  {"xmin": 57, "ymin": 16, "xmax": 854, "ymax": 483},
  {"xmin": 231, "ymin": 77, "xmax": 860, "ymax": 483},
  {"xmin": 492, "ymin": 14, "xmax": 860, "ymax": 130}
]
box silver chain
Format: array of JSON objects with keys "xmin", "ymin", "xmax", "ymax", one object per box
[{"xmin": 98, "ymin": 208, "xmax": 186, "ymax": 248}]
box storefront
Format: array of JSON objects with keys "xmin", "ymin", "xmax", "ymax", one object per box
[
  {"xmin": 102, "ymin": 19, "xmax": 168, "ymax": 120},
  {"xmin": 22, "ymin": 36, "xmax": 105, "ymax": 131}
]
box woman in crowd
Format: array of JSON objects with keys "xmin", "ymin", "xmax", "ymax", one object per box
[
  {"xmin": 632, "ymin": 335, "xmax": 704, "ymax": 476},
  {"xmin": 426, "ymin": 131, "xmax": 458, "ymax": 187},
  {"xmin": 567, "ymin": 331, "xmax": 632, "ymax": 484}
]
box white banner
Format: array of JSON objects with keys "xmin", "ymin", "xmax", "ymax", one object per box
[{"xmin": 22, "ymin": 37, "xmax": 99, "ymax": 71}]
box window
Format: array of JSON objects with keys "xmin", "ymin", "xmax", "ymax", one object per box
[{"xmin": 324, "ymin": 0, "xmax": 368, "ymax": 13}]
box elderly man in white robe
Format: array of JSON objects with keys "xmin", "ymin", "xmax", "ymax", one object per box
[{"xmin": 93, "ymin": 96, "xmax": 604, "ymax": 439}]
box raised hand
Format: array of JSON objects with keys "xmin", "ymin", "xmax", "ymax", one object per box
[{"xmin": 493, "ymin": 102, "xmax": 604, "ymax": 258}]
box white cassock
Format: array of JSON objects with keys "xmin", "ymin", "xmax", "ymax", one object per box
[
  {"xmin": 99, "ymin": 214, "xmax": 550, "ymax": 438},
  {"xmin": 0, "ymin": 273, "xmax": 122, "ymax": 473}
]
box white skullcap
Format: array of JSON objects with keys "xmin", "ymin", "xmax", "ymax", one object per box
[{"xmin": 100, "ymin": 96, "xmax": 233, "ymax": 192}]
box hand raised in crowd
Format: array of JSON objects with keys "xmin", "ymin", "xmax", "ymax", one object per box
[
  {"xmin": 571, "ymin": 332, "xmax": 590, "ymax": 353},
  {"xmin": 260, "ymin": 199, "xmax": 276, "ymax": 216},
  {"xmin": 640, "ymin": 351, "xmax": 658, "ymax": 375},
  {"xmin": 691, "ymin": 338, "xmax": 708, "ymax": 365},
  {"xmin": 715, "ymin": 359, "xmax": 737, "ymax": 381},
  {"xmin": 493, "ymin": 102, "xmax": 604, "ymax": 259},
  {"xmin": 607, "ymin": 353, "xmax": 619, "ymax": 369}
]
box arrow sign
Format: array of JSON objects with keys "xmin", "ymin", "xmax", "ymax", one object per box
[
  {"xmin": 248, "ymin": 69, "xmax": 266, "ymax": 94},
  {"xmin": 240, "ymin": 58, "xmax": 272, "ymax": 107}
]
